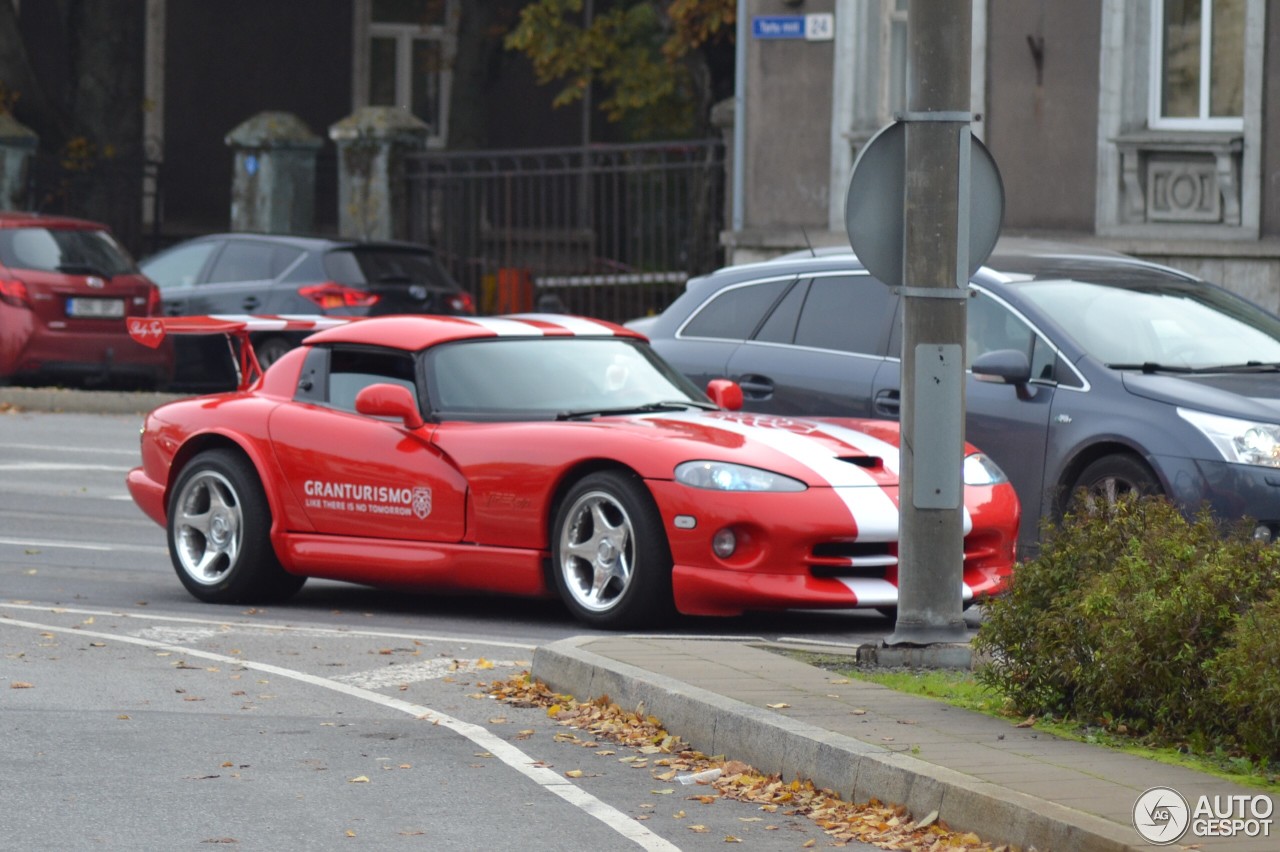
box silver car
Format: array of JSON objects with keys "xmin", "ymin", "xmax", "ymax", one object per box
[{"xmin": 637, "ymin": 243, "xmax": 1280, "ymax": 557}]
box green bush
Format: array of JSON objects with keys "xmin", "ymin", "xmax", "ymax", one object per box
[
  {"xmin": 1206, "ymin": 592, "xmax": 1280, "ymax": 760},
  {"xmin": 975, "ymin": 497, "xmax": 1280, "ymax": 758}
]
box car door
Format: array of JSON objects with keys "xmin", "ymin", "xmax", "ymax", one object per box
[
  {"xmin": 142, "ymin": 240, "xmax": 221, "ymax": 316},
  {"xmin": 962, "ymin": 288, "xmax": 1058, "ymax": 540},
  {"xmin": 269, "ymin": 345, "xmax": 467, "ymax": 542},
  {"xmin": 724, "ymin": 272, "xmax": 897, "ymax": 417},
  {"xmin": 185, "ymin": 240, "xmax": 287, "ymax": 314}
]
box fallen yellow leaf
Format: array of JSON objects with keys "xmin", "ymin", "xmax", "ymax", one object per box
[
  {"xmin": 349, "ymin": 776, "xmax": 370, "ymax": 783},
  {"xmin": 565, "ymin": 769, "xmax": 584, "ymax": 778},
  {"xmin": 765, "ymin": 702, "xmax": 790, "ymax": 710}
]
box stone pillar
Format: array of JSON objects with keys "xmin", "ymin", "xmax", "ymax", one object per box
[
  {"xmin": 0, "ymin": 113, "xmax": 38, "ymax": 210},
  {"xmin": 328, "ymin": 107, "xmax": 430, "ymax": 242},
  {"xmin": 224, "ymin": 111, "xmax": 321, "ymax": 234}
]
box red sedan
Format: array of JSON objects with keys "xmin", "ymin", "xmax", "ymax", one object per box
[
  {"xmin": 125, "ymin": 313, "xmax": 1018, "ymax": 628},
  {"xmin": 0, "ymin": 212, "xmax": 172, "ymax": 388}
]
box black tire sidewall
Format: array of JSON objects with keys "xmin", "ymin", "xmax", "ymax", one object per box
[
  {"xmin": 167, "ymin": 448, "xmax": 299, "ymax": 603},
  {"xmin": 551, "ymin": 470, "xmax": 672, "ymax": 629}
]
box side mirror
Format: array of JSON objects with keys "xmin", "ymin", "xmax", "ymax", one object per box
[
  {"xmin": 971, "ymin": 349, "xmax": 1033, "ymax": 385},
  {"xmin": 355, "ymin": 383, "xmax": 425, "ymax": 429},
  {"xmin": 705, "ymin": 378, "xmax": 743, "ymax": 411}
]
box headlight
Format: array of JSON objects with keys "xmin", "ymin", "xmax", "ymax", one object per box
[
  {"xmin": 963, "ymin": 452, "xmax": 1008, "ymax": 485},
  {"xmin": 674, "ymin": 461, "xmax": 807, "ymax": 492},
  {"xmin": 1179, "ymin": 408, "xmax": 1280, "ymax": 468}
]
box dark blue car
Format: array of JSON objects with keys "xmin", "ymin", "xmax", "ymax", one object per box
[{"xmin": 634, "ymin": 242, "xmax": 1280, "ymax": 556}]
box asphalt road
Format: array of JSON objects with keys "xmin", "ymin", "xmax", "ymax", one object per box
[{"xmin": 1, "ymin": 407, "xmax": 933, "ymax": 850}]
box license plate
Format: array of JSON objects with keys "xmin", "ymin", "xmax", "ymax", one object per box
[{"xmin": 66, "ymin": 297, "xmax": 125, "ymax": 318}]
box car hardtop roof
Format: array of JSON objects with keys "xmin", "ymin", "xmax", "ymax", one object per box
[
  {"xmin": 0, "ymin": 211, "xmax": 112, "ymax": 231},
  {"xmin": 175, "ymin": 232, "xmax": 440, "ymax": 254},
  {"xmin": 303, "ymin": 313, "xmax": 645, "ymax": 351},
  {"xmin": 698, "ymin": 236, "xmax": 1193, "ymax": 287}
]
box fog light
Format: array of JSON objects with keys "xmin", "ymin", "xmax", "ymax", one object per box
[
  {"xmin": 712, "ymin": 528, "xmax": 737, "ymax": 558},
  {"xmin": 1253, "ymin": 524, "xmax": 1274, "ymax": 543}
]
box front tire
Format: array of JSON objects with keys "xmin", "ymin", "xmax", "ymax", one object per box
[
  {"xmin": 551, "ymin": 471, "xmax": 673, "ymax": 629},
  {"xmin": 167, "ymin": 449, "xmax": 305, "ymax": 604},
  {"xmin": 1067, "ymin": 454, "xmax": 1162, "ymax": 515}
]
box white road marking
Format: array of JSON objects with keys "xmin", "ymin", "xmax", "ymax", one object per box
[
  {"xmin": 333, "ymin": 658, "xmax": 525, "ymax": 689},
  {"xmin": 0, "ymin": 613, "xmax": 678, "ymax": 852},
  {"xmin": 0, "ymin": 463, "xmax": 132, "ymax": 472},
  {"xmin": 2, "ymin": 443, "xmax": 137, "ymax": 456},
  {"xmin": 0, "ymin": 602, "xmax": 537, "ymax": 650},
  {"xmin": 0, "ymin": 538, "xmax": 165, "ymax": 554}
]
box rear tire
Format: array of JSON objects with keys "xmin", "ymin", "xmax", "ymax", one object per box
[
  {"xmin": 255, "ymin": 336, "xmax": 293, "ymax": 369},
  {"xmin": 551, "ymin": 471, "xmax": 673, "ymax": 629},
  {"xmin": 167, "ymin": 449, "xmax": 304, "ymax": 604}
]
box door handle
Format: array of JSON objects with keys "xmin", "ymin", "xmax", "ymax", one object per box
[
  {"xmin": 874, "ymin": 389, "xmax": 900, "ymax": 418},
  {"xmin": 737, "ymin": 375, "xmax": 773, "ymax": 399},
  {"xmin": 241, "ymin": 296, "xmax": 261, "ymax": 310}
]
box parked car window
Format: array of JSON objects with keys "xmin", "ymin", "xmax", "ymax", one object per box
[
  {"xmin": 791, "ymin": 274, "xmax": 895, "ymax": 355},
  {"xmin": 141, "ymin": 241, "xmax": 218, "ymax": 290},
  {"xmin": 680, "ymin": 278, "xmax": 792, "ymax": 341},
  {"xmin": 968, "ymin": 288, "xmax": 1070, "ymax": 384},
  {"xmin": 0, "ymin": 227, "xmax": 135, "ymax": 277},
  {"xmin": 206, "ymin": 242, "xmax": 299, "ymax": 283},
  {"xmin": 325, "ymin": 248, "xmax": 454, "ymax": 289},
  {"xmin": 754, "ymin": 279, "xmax": 807, "ymax": 344},
  {"xmin": 326, "ymin": 347, "xmax": 417, "ymax": 413}
]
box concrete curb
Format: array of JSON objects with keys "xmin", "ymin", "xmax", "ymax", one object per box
[
  {"xmin": 0, "ymin": 387, "xmax": 184, "ymax": 415},
  {"xmin": 532, "ymin": 636, "xmax": 1142, "ymax": 852}
]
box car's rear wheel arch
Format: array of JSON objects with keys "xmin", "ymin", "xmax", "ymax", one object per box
[
  {"xmin": 168, "ymin": 435, "xmax": 284, "ymax": 534},
  {"xmin": 166, "ymin": 446, "xmax": 304, "ymax": 604}
]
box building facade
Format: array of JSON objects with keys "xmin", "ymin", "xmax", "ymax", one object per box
[{"xmin": 728, "ymin": 0, "xmax": 1280, "ymax": 309}]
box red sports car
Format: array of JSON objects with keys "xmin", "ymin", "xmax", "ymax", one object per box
[{"xmin": 125, "ymin": 313, "xmax": 1019, "ymax": 628}]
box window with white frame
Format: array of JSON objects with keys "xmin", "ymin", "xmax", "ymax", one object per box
[
  {"xmin": 1149, "ymin": 0, "xmax": 1245, "ymax": 130},
  {"xmin": 365, "ymin": 0, "xmax": 457, "ymax": 146}
]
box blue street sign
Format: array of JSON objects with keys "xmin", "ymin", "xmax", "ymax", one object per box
[{"xmin": 752, "ymin": 15, "xmax": 805, "ymax": 39}]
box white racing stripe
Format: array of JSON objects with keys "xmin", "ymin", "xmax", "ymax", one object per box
[
  {"xmin": 0, "ymin": 613, "xmax": 678, "ymax": 852},
  {"xmin": 812, "ymin": 420, "xmax": 973, "ymax": 535},
  {"xmin": 461, "ymin": 316, "xmax": 549, "ymax": 336},
  {"xmin": 648, "ymin": 411, "xmax": 901, "ymax": 540},
  {"xmin": 508, "ymin": 313, "xmax": 620, "ymax": 335},
  {"xmin": 833, "ymin": 577, "xmax": 974, "ymax": 605}
]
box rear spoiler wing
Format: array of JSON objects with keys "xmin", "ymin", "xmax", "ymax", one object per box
[{"xmin": 128, "ymin": 315, "xmax": 356, "ymax": 391}]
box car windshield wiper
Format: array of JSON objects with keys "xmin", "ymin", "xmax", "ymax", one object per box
[
  {"xmin": 1107, "ymin": 361, "xmax": 1280, "ymax": 374},
  {"xmin": 1187, "ymin": 361, "xmax": 1280, "ymax": 373},
  {"xmin": 555, "ymin": 400, "xmax": 717, "ymax": 421},
  {"xmin": 1106, "ymin": 362, "xmax": 1195, "ymax": 374},
  {"xmin": 58, "ymin": 262, "xmax": 111, "ymax": 277}
]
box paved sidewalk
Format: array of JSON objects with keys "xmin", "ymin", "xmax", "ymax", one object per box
[{"xmin": 532, "ymin": 636, "xmax": 1275, "ymax": 852}]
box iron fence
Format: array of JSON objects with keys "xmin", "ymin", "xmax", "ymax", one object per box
[
  {"xmin": 25, "ymin": 151, "xmax": 164, "ymax": 258},
  {"xmin": 404, "ymin": 139, "xmax": 725, "ymax": 324}
]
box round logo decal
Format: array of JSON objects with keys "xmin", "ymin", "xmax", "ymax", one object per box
[{"xmin": 1133, "ymin": 786, "xmax": 1190, "ymax": 845}]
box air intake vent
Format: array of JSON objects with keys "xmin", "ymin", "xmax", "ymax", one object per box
[{"xmin": 838, "ymin": 456, "xmax": 881, "ymax": 468}]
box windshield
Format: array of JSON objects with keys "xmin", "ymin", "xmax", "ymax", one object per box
[
  {"xmin": 1014, "ymin": 278, "xmax": 1280, "ymax": 369},
  {"xmin": 325, "ymin": 247, "xmax": 456, "ymax": 290},
  {"xmin": 428, "ymin": 337, "xmax": 707, "ymax": 417},
  {"xmin": 0, "ymin": 226, "xmax": 136, "ymax": 277}
]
